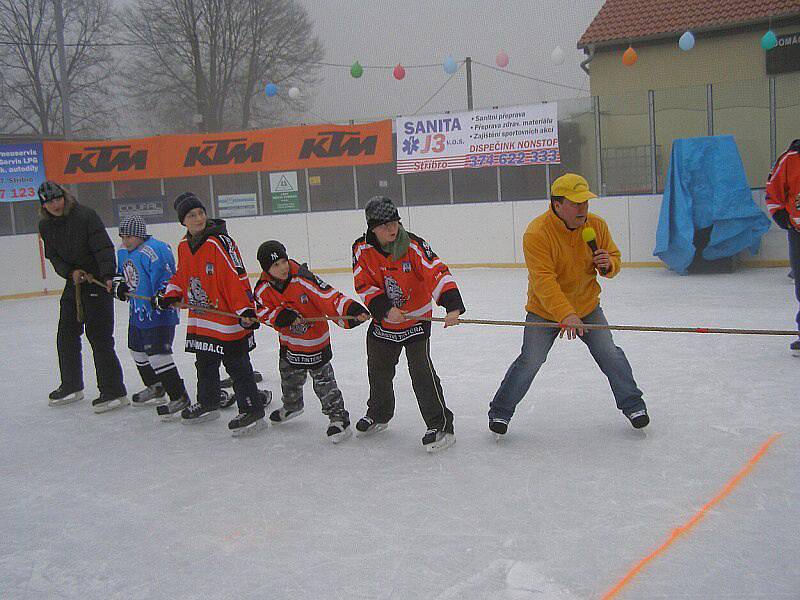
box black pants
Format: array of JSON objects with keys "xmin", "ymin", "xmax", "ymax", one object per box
[
  {"xmin": 57, "ymin": 283, "xmax": 125, "ymax": 396},
  {"xmin": 366, "ymin": 334, "xmax": 454, "ymax": 433},
  {"xmin": 195, "ymin": 350, "xmax": 262, "ymax": 413},
  {"xmin": 789, "ymin": 228, "xmax": 800, "ymax": 336}
]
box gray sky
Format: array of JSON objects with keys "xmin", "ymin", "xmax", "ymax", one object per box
[{"xmin": 296, "ymin": 0, "xmax": 605, "ymax": 124}]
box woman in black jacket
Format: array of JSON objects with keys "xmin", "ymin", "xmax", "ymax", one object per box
[{"xmin": 38, "ymin": 181, "xmax": 127, "ymax": 412}]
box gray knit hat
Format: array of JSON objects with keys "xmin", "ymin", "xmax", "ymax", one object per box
[
  {"xmin": 365, "ymin": 196, "xmax": 401, "ymax": 229},
  {"xmin": 119, "ymin": 214, "xmax": 148, "ymax": 239}
]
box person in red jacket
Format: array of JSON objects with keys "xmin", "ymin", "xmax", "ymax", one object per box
[
  {"xmin": 252, "ymin": 240, "xmax": 370, "ymax": 442},
  {"xmin": 352, "ymin": 196, "xmax": 465, "ymax": 453},
  {"xmin": 765, "ymin": 138, "xmax": 800, "ymax": 355},
  {"xmin": 155, "ymin": 192, "xmax": 270, "ymax": 434}
]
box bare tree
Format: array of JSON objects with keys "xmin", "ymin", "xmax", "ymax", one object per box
[
  {"xmin": 119, "ymin": 0, "xmax": 323, "ymax": 133},
  {"xmin": 0, "ymin": 0, "xmax": 115, "ymax": 136}
]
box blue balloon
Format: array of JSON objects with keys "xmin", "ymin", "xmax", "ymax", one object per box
[
  {"xmin": 678, "ymin": 31, "xmax": 695, "ymax": 51},
  {"xmin": 761, "ymin": 30, "xmax": 778, "ymax": 50},
  {"xmin": 443, "ymin": 56, "xmax": 458, "ymax": 74},
  {"xmin": 264, "ymin": 83, "xmax": 278, "ymax": 97}
]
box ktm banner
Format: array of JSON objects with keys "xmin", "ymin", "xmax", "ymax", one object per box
[{"xmin": 42, "ymin": 121, "xmax": 393, "ymax": 184}]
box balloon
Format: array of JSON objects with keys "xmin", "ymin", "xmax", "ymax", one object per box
[
  {"xmin": 679, "ymin": 31, "xmax": 695, "ymax": 51},
  {"xmin": 264, "ymin": 83, "xmax": 277, "ymax": 97},
  {"xmin": 495, "ymin": 49, "xmax": 509, "ymax": 68},
  {"xmin": 622, "ymin": 46, "xmax": 638, "ymax": 66},
  {"xmin": 550, "ymin": 46, "xmax": 565, "ymax": 65},
  {"xmin": 761, "ymin": 30, "xmax": 778, "ymax": 50},
  {"xmin": 443, "ymin": 55, "xmax": 458, "ymax": 74},
  {"xmin": 288, "ymin": 86, "xmax": 300, "ymax": 99},
  {"xmin": 393, "ymin": 64, "xmax": 406, "ymax": 80},
  {"xmin": 350, "ymin": 61, "xmax": 363, "ymax": 78}
]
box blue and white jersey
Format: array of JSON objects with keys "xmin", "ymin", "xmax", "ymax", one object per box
[{"xmin": 117, "ymin": 237, "xmax": 180, "ymax": 329}]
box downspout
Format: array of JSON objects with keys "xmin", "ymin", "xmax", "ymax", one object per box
[{"xmin": 580, "ymin": 43, "xmax": 595, "ymax": 75}]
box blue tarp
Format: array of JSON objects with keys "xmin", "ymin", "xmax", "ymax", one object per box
[{"xmin": 653, "ymin": 135, "xmax": 771, "ymax": 274}]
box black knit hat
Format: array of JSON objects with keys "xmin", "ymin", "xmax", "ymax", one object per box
[
  {"xmin": 38, "ymin": 180, "xmax": 66, "ymax": 204},
  {"xmin": 174, "ymin": 192, "xmax": 205, "ymax": 224},
  {"xmin": 257, "ymin": 240, "xmax": 288, "ymax": 271},
  {"xmin": 365, "ymin": 196, "xmax": 401, "ymax": 229}
]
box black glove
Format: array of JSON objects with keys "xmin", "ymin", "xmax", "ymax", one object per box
[
  {"xmin": 772, "ymin": 209, "xmax": 791, "ymax": 231},
  {"xmin": 239, "ymin": 308, "xmax": 261, "ymax": 330},
  {"xmin": 111, "ymin": 275, "xmax": 129, "ymax": 301},
  {"xmin": 346, "ymin": 301, "xmax": 371, "ymax": 327},
  {"xmin": 152, "ymin": 290, "xmax": 180, "ymax": 311},
  {"xmin": 274, "ymin": 308, "xmax": 300, "ymax": 328}
]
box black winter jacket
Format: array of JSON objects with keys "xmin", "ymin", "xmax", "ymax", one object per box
[{"xmin": 38, "ymin": 199, "xmax": 117, "ymax": 282}]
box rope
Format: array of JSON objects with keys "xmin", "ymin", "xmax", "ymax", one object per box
[{"xmin": 93, "ymin": 277, "xmax": 800, "ymax": 337}]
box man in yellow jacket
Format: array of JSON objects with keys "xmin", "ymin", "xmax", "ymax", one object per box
[{"xmin": 488, "ymin": 173, "xmax": 648, "ymax": 436}]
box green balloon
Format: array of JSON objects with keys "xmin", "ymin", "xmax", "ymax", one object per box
[{"xmin": 350, "ymin": 61, "xmax": 363, "ymax": 78}]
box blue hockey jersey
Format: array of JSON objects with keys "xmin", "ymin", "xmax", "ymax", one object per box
[{"xmin": 117, "ymin": 237, "xmax": 179, "ymax": 328}]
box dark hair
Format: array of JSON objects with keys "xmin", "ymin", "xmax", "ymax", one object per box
[{"xmin": 550, "ymin": 195, "xmax": 566, "ymax": 203}]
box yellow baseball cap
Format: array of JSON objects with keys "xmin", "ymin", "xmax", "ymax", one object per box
[{"xmin": 550, "ymin": 173, "xmax": 597, "ymax": 203}]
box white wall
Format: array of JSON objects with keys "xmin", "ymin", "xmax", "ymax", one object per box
[{"xmin": 3, "ymin": 194, "xmax": 788, "ymax": 298}]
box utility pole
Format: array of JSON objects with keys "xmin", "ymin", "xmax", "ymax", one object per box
[
  {"xmin": 465, "ymin": 56, "xmax": 473, "ymax": 110},
  {"xmin": 53, "ymin": 0, "xmax": 73, "ymax": 139}
]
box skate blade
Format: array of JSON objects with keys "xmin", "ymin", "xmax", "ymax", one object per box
[
  {"xmin": 792, "ymin": 350, "xmax": 800, "ymax": 358},
  {"xmin": 493, "ymin": 433, "xmax": 503, "ymax": 443},
  {"xmin": 425, "ymin": 434, "xmax": 456, "ymax": 453},
  {"xmin": 131, "ymin": 397, "xmax": 167, "ymax": 408},
  {"xmin": 160, "ymin": 412, "xmax": 182, "ymax": 422},
  {"xmin": 181, "ymin": 411, "xmax": 220, "ymax": 425},
  {"xmin": 48, "ymin": 391, "xmax": 84, "ymax": 406},
  {"xmin": 231, "ymin": 418, "xmax": 268, "ymax": 437},
  {"xmin": 355, "ymin": 423, "xmax": 388, "ymax": 438},
  {"xmin": 328, "ymin": 427, "xmax": 353, "ymax": 444},
  {"xmin": 93, "ymin": 396, "xmax": 130, "ymax": 414}
]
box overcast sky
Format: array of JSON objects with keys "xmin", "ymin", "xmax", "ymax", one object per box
[{"xmin": 293, "ymin": 0, "xmax": 605, "ymax": 124}]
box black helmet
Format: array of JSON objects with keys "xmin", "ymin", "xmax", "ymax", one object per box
[{"xmin": 38, "ymin": 181, "xmax": 66, "ymax": 204}]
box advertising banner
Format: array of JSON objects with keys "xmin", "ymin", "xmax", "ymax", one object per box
[
  {"xmin": 114, "ymin": 196, "xmax": 166, "ymax": 225},
  {"xmin": 217, "ymin": 193, "xmax": 258, "ymax": 218},
  {"xmin": 42, "ymin": 120, "xmax": 394, "ymax": 184},
  {"xmin": 395, "ymin": 103, "xmax": 559, "ymax": 174},
  {"xmin": 0, "ymin": 143, "xmax": 47, "ymax": 202}
]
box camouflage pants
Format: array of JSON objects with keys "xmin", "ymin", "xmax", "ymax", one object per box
[{"xmin": 279, "ymin": 358, "xmax": 348, "ymax": 421}]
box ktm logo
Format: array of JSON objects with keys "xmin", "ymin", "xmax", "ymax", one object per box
[
  {"xmin": 184, "ymin": 138, "xmax": 264, "ymax": 167},
  {"xmin": 299, "ymin": 131, "xmax": 377, "ymax": 159},
  {"xmin": 64, "ymin": 145, "xmax": 147, "ymax": 174}
]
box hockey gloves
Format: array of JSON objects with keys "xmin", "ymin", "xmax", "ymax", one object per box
[
  {"xmin": 274, "ymin": 308, "xmax": 301, "ymax": 328},
  {"xmin": 239, "ymin": 308, "xmax": 261, "ymax": 330},
  {"xmin": 152, "ymin": 290, "xmax": 180, "ymax": 311},
  {"xmin": 111, "ymin": 275, "xmax": 129, "ymax": 301}
]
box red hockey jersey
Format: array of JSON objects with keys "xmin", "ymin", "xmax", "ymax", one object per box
[
  {"xmin": 254, "ymin": 260, "xmax": 367, "ymax": 368},
  {"xmin": 352, "ymin": 230, "xmax": 465, "ymax": 344},
  {"xmin": 766, "ymin": 140, "xmax": 800, "ymax": 230},
  {"xmin": 164, "ymin": 220, "xmax": 255, "ymax": 355}
]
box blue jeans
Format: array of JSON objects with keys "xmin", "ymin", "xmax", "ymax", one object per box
[{"xmin": 488, "ymin": 306, "xmax": 645, "ymax": 422}]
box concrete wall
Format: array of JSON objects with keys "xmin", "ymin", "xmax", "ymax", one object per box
[{"xmin": 2, "ymin": 193, "xmax": 787, "ymax": 298}]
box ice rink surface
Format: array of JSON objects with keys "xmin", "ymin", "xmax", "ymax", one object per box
[{"xmin": 1, "ymin": 266, "xmax": 798, "ymax": 599}]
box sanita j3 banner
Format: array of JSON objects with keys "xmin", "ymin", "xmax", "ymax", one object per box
[{"xmin": 395, "ymin": 103, "xmax": 559, "ymax": 174}]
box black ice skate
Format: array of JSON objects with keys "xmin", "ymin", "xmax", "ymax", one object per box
[
  {"xmin": 422, "ymin": 428, "xmax": 456, "ymax": 453},
  {"xmin": 219, "ymin": 389, "xmax": 235, "ymax": 409},
  {"xmin": 131, "ymin": 383, "xmax": 166, "ymax": 407},
  {"xmin": 48, "ymin": 385, "xmax": 84, "ymax": 407},
  {"xmin": 791, "ymin": 340, "xmax": 800, "ymax": 357},
  {"xmin": 269, "ymin": 406, "xmax": 304, "ymax": 423},
  {"xmin": 180, "ymin": 402, "xmax": 220, "ymax": 424},
  {"xmin": 625, "ymin": 408, "xmax": 650, "ymax": 429},
  {"xmin": 228, "ymin": 411, "xmax": 267, "ymax": 437},
  {"xmin": 355, "ymin": 416, "xmax": 388, "ymax": 437},
  {"xmin": 326, "ymin": 419, "xmax": 352, "ymax": 444},
  {"xmin": 489, "ymin": 418, "xmax": 509, "ymax": 440},
  {"xmin": 91, "ymin": 392, "xmax": 130, "ymax": 414},
  {"xmin": 156, "ymin": 394, "xmax": 191, "ymax": 421},
  {"xmin": 221, "ymin": 371, "xmax": 263, "ymax": 388}
]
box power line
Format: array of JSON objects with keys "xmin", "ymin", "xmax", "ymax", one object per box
[
  {"xmin": 471, "ymin": 59, "xmax": 588, "ymax": 92},
  {"xmin": 412, "ymin": 63, "xmax": 463, "ymax": 116}
]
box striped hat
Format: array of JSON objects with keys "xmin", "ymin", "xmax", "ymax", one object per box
[{"xmin": 119, "ymin": 215, "xmax": 148, "ymax": 239}]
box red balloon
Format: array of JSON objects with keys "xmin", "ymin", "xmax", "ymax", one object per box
[{"xmin": 393, "ymin": 64, "xmax": 406, "ymax": 80}]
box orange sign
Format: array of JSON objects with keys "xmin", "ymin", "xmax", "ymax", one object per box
[{"xmin": 43, "ymin": 121, "xmax": 393, "ymax": 184}]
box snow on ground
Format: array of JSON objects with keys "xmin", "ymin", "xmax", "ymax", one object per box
[{"xmin": 1, "ymin": 266, "xmax": 798, "ymax": 599}]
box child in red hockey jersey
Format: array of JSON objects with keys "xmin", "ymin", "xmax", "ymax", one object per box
[{"xmin": 253, "ymin": 241, "xmax": 370, "ymax": 442}]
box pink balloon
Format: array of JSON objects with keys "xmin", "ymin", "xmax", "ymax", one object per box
[
  {"xmin": 495, "ymin": 50, "xmax": 509, "ymax": 68},
  {"xmin": 393, "ymin": 64, "xmax": 406, "ymax": 80}
]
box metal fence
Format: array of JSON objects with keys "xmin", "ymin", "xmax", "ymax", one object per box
[{"xmin": 2, "ymin": 71, "xmax": 798, "ymax": 236}]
